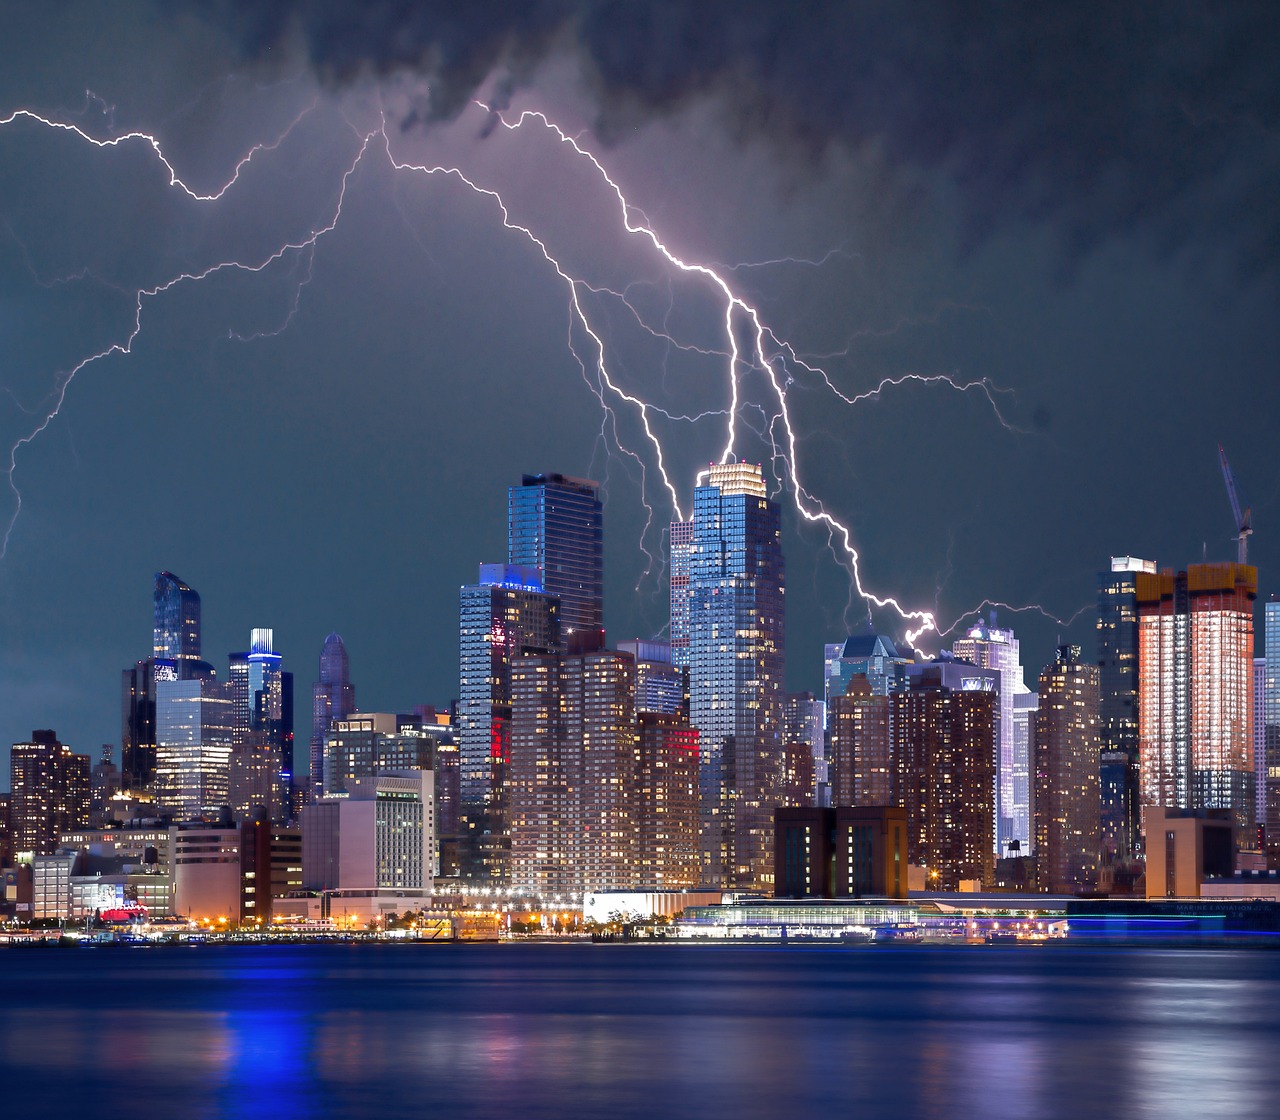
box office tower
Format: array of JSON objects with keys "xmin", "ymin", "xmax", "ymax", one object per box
[
  {"xmin": 458, "ymin": 564, "xmax": 560, "ymax": 884},
  {"xmin": 322, "ymin": 713, "xmax": 398, "ymax": 796},
  {"xmin": 1033, "ymin": 645, "xmax": 1102, "ymax": 893},
  {"xmin": 1263, "ymin": 599, "xmax": 1280, "ymax": 860},
  {"xmin": 153, "ymin": 571, "xmax": 202, "ymax": 666},
  {"xmin": 508, "ymin": 473, "xmax": 603, "ymax": 645},
  {"xmin": 89, "ymin": 744, "xmax": 121, "ymax": 824},
  {"xmin": 122, "ymin": 572, "xmax": 215, "ymax": 794},
  {"xmin": 829, "ymin": 675, "xmax": 892, "ymax": 807},
  {"xmin": 952, "ymin": 615, "xmax": 1030, "ymax": 855},
  {"xmin": 1137, "ymin": 563, "xmax": 1256, "ymax": 844},
  {"xmin": 669, "ymin": 519, "xmax": 695, "ymax": 670},
  {"xmin": 170, "ymin": 820, "xmax": 303, "ymax": 924},
  {"xmin": 9, "ymin": 731, "xmax": 91, "ymax": 856},
  {"xmin": 301, "ymin": 771, "xmax": 434, "ymax": 896},
  {"xmin": 892, "ymin": 659, "xmax": 999, "ymax": 890},
  {"xmin": 680, "ymin": 462, "xmax": 785, "ymax": 890},
  {"xmin": 228, "ymin": 629, "xmax": 295, "ymax": 822},
  {"xmin": 1097, "ymin": 556, "xmax": 1156, "ymax": 863},
  {"xmin": 310, "ymin": 633, "xmax": 356, "ymax": 803},
  {"xmin": 154, "ymin": 678, "xmax": 236, "ymax": 821}
]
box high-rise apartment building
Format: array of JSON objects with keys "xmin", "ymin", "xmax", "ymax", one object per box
[
  {"xmin": 310, "ymin": 632, "xmax": 356, "ymax": 803},
  {"xmin": 1097, "ymin": 556, "xmax": 1156, "ymax": 863},
  {"xmin": 1033, "ymin": 645, "xmax": 1101, "ymax": 893},
  {"xmin": 952, "ymin": 616, "xmax": 1031, "ymax": 855},
  {"xmin": 891, "ymin": 659, "xmax": 999, "ymax": 890},
  {"xmin": 457, "ymin": 564, "xmax": 560, "ymax": 883},
  {"xmin": 9, "ymin": 731, "xmax": 90, "ymax": 856},
  {"xmin": 782, "ymin": 692, "xmax": 822, "ymax": 807},
  {"xmin": 154, "ymin": 678, "xmax": 236, "ymax": 821},
  {"xmin": 508, "ymin": 473, "xmax": 603, "ymax": 646},
  {"xmin": 1263, "ymin": 599, "xmax": 1280, "ymax": 860},
  {"xmin": 675, "ymin": 462, "xmax": 785, "ymax": 890},
  {"xmin": 1137, "ymin": 563, "xmax": 1256, "ymax": 844},
  {"xmin": 228, "ymin": 629, "xmax": 294, "ymax": 822},
  {"xmin": 829, "ymin": 675, "xmax": 892, "ymax": 808}
]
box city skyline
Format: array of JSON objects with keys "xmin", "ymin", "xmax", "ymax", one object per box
[{"xmin": 1, "ymin": 6, "xmax": 1278, "ymax": 781}]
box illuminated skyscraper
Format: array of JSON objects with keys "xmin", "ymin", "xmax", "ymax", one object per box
[
  {"xmin": 458, "ymin": 564, "xmax": 560, "ymax": 884},
  {"xmin": 891, "ymin": 659, "xmax": 999, "ymax": 890},
  {"xmin": 829, "ymin": 675, "xmax": 892, "ymax": 807},
  {"xmin": 508, "ymin": 473, "xmax": 603, "ymax": 647},
  {"xmin": 154, "ymin": 678, "xmax": 235, "ymax": 821},
  {"xmin": 1263, "ymin": 600, "xmax": 1280, "ymax": 859},
  {"xmin": 9, "ymin": 731, "xmax": 90, "ymax": 856},
  {"xmin": 952, "ymin": 615, "xmax": 1031, "ymax": 855},
  {"xmin": 122, "ymin": 571, "xmax": 214, "ymax": 794},
  {"xmin": 782, "ymin": 692, "xmax": 823, "ymax": 807},
  {"xmin": 1097, "ymin": 556, "xmax": 1155, "ymax": 863},
  {"xmin": 228, "ymin": 629, "xmax": 295, "ymax": 823},
  {"xmin": 310, "ymin": 633, "xmax": 356, "ymax": 803},
  {"xmin": 1033, "ymin": 645, "xmax": 1101, "ymax": 893},
  {"xmin": 681, "ymin": 462, "xmax": 785, "ymax": 890},
  {"xmin": 1137, "ymin": 563, "xmax": 1256, "ymax": 845},
  {"xmin": 669, "ymin": 519, "xmax": 694, "ymax": 670}
]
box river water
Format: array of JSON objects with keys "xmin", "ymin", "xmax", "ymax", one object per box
[{"xmin": 1, "ymin": 942, "xmax": 1277, "ymax": 1119}]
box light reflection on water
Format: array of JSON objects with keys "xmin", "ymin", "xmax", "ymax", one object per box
[{"xmin": 1, "ymin": 944, "xmax": 1277, "ymax": 1119}]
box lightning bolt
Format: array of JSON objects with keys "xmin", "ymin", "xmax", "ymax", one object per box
[{"xmin": 1, "ymin": 88, "xmax": 1055, "ymax": 645}]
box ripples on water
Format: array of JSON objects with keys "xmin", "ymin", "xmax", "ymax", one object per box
[{"xmin": 2, "ymin": 944, "xmax": 1277, "ymax": 1119}]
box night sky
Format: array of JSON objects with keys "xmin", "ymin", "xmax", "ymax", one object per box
[{"xmin": 2, "ymin": 2, "xmax": 1278, "ymax": 786}]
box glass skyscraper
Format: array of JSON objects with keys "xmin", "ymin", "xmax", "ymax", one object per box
[
  {"xmin": 952, "ymin": 615, "xmax": 1032, "ymax": 855},
  {"xmin": 678, "ymin": 463, "xmax": 785, "ymax": 890},
  {"xmin": 457, "ymin": 564, "xmax": 560, "ymax": 884},
  {"xmin": 508, "ymin": 473, "xmax": 603, "ymax": 646},
  {"xmin": 310, "ymin": 632, "xmax": 356, "ymax": 803},
  {"xmin": 228, "ymin": 629, "xmax": 295, "ymax": 822},
  {"xmin": 1263, "ymin": 599, "xmax": 1280, "ymax": 856},
  {"xmin": 122, "ymin": 571, "xmax": 213, "ymax": 794},
  {"xmin": 1097, "ymin": 556, "xmax": 1155, "ymax": 863}
]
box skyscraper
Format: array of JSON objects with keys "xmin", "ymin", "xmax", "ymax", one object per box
[
  {"xmin": 457, "ymin": 564, "xmax": 560, "ymax": 884},
  {"xmin": 829, "ymin": 675, "xmax": 892, "ymax": 807},
  {"xmin": 782, "ymin": 692, "xmax": 823, "ymax": 807},
  {"xmin": 122, "ymin": 571, "xmax": 214, "ymax": 795},
  {"xmin": 9, "ymin": 731, "xmax": 90, "ymax": 856},
  {"xmin": 508, "ymin": 473, "xmax": 603, "ymax": 646},
  {"xmin": 310, "ymin": 633, "xmax": 356, "ymax": 803},
  {"xmin": 679, "ymin": 462, "xmax": 785, "ymax": 890},
  {"xmin": 952, "ymin": 616, "xmax": 1031, "ymax": 854},
  {"xmin": 155, "ymin": 678, "xmax": 236, "ymax": 821},
  {"xmin": 1097, "ymin": 556, "xmax": 1156, "ymax": 863},
  {"xmin": 1263, "ymin": 599, "xmax": 1280, "ymax": 861},
  {"xmin": 1137, "ymin": 562, "xmax": 1256, "ymax": 845},
  {"xmin": 892, "ymin": 659, "xmax": 999, "ymax": 890},
  {"xmin": 228, "ymin": 629, "xmax": 295, "ymax": 822},
  {"xmin": 1033, "ymin": 645, "xmax": 1101, "ymax": 894},
  {"xmin": 669, "ymin": 519, "xmax": 694, "ymax": 670}
]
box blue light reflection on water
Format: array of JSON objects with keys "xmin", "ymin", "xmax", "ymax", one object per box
[{"xmin": 1, "ymin": 943, "xmax": 1278, "ymax": 1119}]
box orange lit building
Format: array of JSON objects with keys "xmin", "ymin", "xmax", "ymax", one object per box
[
  {"xmin": 1137, "ymin": 563, "xmax": 1256, "ymax": 845},
  {"xmin": 829, "ymin": 675, "xmax": 892, "ymax": 807}
]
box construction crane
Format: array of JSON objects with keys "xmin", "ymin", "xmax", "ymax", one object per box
[{"xmin": 1218, "ymin": 443, "xmax": 1252, "ymax": 565}]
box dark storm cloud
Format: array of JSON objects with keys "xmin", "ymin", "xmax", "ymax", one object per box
[{"xmin": 194, "ymin": 0, "xmax": 1280, "ymax": 276}]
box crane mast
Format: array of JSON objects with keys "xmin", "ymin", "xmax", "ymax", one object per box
[{"xmin": 1218, "ymin": 443, "xmax": 1252, "ymax": 565}]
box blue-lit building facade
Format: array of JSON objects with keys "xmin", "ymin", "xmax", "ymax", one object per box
[
  {"xmin": 457, "ymin": 564, "xmax": 561, "ymax": 884},
  {"xmin": 679, "ymin": 463, "xmax": 785, "ymax": 891},
  {"xmin": 508, "ymin": 473, "xmax": 603, "ymax": 648},
  {"xmin": 228, "ymin": 628, "xmax": 295, "ymax": 822},
  {"xmin": 122, "ymin": 571, "xmax": 214, "ymax": 795}
]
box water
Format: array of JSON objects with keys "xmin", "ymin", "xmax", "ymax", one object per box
[{"xmin": 2, "ymin": 942, "xmax": 1278, "ymax": 1119}]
